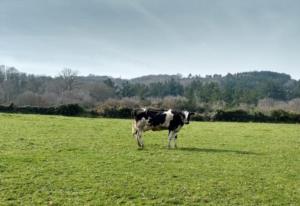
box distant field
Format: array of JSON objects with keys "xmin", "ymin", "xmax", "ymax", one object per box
[{"xmin": 0, "ymin": 114, "xmax": 299, "ymax": 205}]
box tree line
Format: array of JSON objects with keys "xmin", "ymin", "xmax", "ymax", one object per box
[{"xmin": 1, "ymin": 65, "xmax": 300, "ymax": 114}]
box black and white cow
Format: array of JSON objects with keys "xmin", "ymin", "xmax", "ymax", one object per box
[{"xmin": 132, "ymin": 108, "xmax": 194, "ymax": 148}]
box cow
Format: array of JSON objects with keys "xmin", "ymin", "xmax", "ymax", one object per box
[{"xmin": 132, "ymin": 108, "xmax": 194, "ymax": 148}]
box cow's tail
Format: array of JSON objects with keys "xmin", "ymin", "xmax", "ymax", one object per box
[
  {"xmin": 131, "ymin": 108, "xmax": 139, "ymax": 119},
  {"xmin": 131, "ymin": 109, "xmax": 137, "ymax": 136},
  {"xmin": 132, "ymin": 120, "xmax": 138, "ymax": 136}
]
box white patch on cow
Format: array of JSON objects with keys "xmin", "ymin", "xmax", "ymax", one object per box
[
  {"xmin": 175, "ymin": 125, "xmax": 182, "ymax": 132},
  {"xmin": 138, "ymin": 117, "xmax": 147, "ymax": 128},
  {"xmin": 163, "ymin": 109, "xmax": 174, "ymax": 127},
  {"xmin": 144, "ymin": 118, "xmax": 153, "ymax": 131},
  {"xmin": 183, "ymin": 111, "xmax": 189, "ymax": 123}
]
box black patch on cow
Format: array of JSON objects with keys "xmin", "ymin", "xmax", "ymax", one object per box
[
  {"xmin": 134, "ymin": 110, "xmax": 148, "ymax": 121},
  {"xmin": 168, "ymin": 111, "xmax": 184, "ymax": 131},
  {"xmin": 186, "ymin": 112, "xmax": 195, "ymax": 124},
  {"xmin": 133, "ymin": 109, "xmax": 167, "ymax": 127},
  {"xmin": 148, "ymin": 112, "xmax": 166, "ymax": 127}
]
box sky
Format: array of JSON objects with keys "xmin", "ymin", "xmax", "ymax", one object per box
[{"xmin": 0, "ymin": 0, "xmax": 299, "ymax": 79}]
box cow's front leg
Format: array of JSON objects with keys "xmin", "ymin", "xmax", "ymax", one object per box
[
  {"xmin": 135, "ymin": 131, "xmax": 144, "ymax": 148},
  {"xmin": 174, "ymin": 134, "xmax": 178, "ymax": 148},
  {"xmin": 168, "ymin": 130, "xmax": 175, "ymax": 149},
  {"xmin": 135, "ymin": 134, "xmax": 142, "ymax": 148},
  {"xmin": 139, "ymin": 133, "xmax": 144, "ymax": 149}
]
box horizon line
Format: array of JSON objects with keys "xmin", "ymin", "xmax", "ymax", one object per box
[{"xmin": 0, "ymin": 64, "xmax": 298, "ymax": 81}]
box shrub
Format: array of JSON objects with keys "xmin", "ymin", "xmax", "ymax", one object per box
[
  {"xmin": 0, "ymin": 103, "xmax": 85, "ymax": 116},
  {"xmin": 1, "ymin": 103, "xmax": 300, "ymax": 123},
  {"xmin": 270, "ymin": 110, "xmax": 300, "ymax": 123},
  {"xmin": 213, "ymin": 110, "xmax": 253, "ymax": 122},
  {"xmin": 56, "ymin": 104, "xmax": 84, "ymax": 116}
]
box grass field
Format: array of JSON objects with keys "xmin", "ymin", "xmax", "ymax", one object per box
[{"xmin": 0, "ymin": 114, "xmax": 299, "ymax": 205}]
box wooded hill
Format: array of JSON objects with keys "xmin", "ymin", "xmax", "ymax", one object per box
[{"xmin": 1, "ymin": 65, "xmax": 300, "ymax": 113}]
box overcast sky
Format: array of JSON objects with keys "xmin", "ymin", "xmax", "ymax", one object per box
[{"xmin": 0, "ymin": 0, "xmax": 299, "ymax": 79}]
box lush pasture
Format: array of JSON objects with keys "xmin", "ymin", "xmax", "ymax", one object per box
[{"xmin": 0, "ymin": 114, "xmax": 299, "ymax": 205}]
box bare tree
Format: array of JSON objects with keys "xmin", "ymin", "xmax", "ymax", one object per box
[
  {"xmin": 59, "ymin": 68, "xmax": 78, "ymax": 91},
  {"xmin": 0, "ymin": 86, "xmax": 5, "ymax": 104},
  {"xmin": 288, "ymin": 98, "xmax": 300, "ymax": 113},
  {"xmin": 16, "ymin": 91, "xmax": 45, "ymax": 106},
  {"xmin": 89, "ymin": 83, "xmax": 115, "ymax": 102}
]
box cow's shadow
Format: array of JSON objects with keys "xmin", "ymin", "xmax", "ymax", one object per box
[{"xmin": 178, "ymin": 147, "xmax": 261, "ymax": 155}]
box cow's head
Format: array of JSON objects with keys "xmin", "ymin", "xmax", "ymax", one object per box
[{"xmin": 182, "ymin": 111, "xmax": 195, "ymax": 124}]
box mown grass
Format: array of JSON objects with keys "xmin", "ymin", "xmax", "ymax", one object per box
[{"xmin": 0, "ymin": 113, "xmax": 299, "ymax": 205}]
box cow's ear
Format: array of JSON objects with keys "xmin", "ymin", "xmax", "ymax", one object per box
[{"xmin": 190, "ymin": 112, "xmax": 195, "ymax": 116}]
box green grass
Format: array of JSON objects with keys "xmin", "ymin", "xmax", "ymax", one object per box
[{"xmin": 0, "ymin": 114, "xmax": 299, "ymax": 205}]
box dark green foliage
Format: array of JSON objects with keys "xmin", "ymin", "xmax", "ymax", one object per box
[
  {"xmin": 184, "ymin": 80, "xmax": 221, "ymax": 103},
  {"xmin": 56, "ymin": 104, "xmax": 84, "ymax": 116},
  {"xmin": 213, "ymin": 109, "xmax": 300, "ymax": 123},
  {"xmin": 253, "ymin": 112, "xmax": 272, "ymax": 122},
  {"xmin": 0, "ymin": 104, "xmax": 84, "ymax": 116},
  {"xmin": 118, "ymin": 81, "xmax": 136, "ymax": 97},
  {"xmin": 164, "ymin": 78, "xmax": 184, "ymax": 96},
  {"xmin": 182, "ymin": 71, "xmax": 297, "ymax": 106},
  {"xmin": 148, "ymin": 79, "xmax": 178, "ymax": 97},
  {"xmin": 100, "ymin": 107, "xmax": 133, "ymax": 119},
  {"xmin": 219, "ymin": 72, "xmax": 293, "ymax": 104},
  {"xmin": 270, "ymin": 110, "xmax": 300, "ymax": 123},
  {"xmin": 190, "ymin": 113, "xmax": 211, "ymax": 121},
  {"xmin": 214, "ymin": 110, "xmax": 254, "ymax": 122},
  {"xmin": 120, "ymin": 78, "xmax": 184, "ymax": 98},
  {"xmin": 16, "ymin": 106, "xmax": 57, "ymax": 115},
  {"xmin": 1, "ymin": 104, "xmax": 300, "ymax": 123}
]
